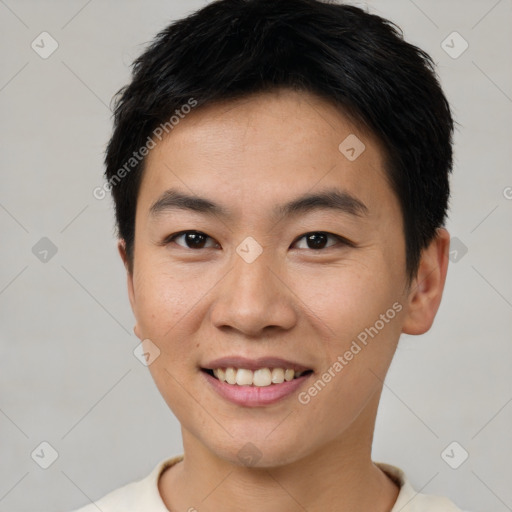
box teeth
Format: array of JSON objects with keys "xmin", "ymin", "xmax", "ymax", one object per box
[
  {"xmin": 271, "ymin": 368, "xmax": 285, "ymax": 384},
  {"xmin": 225, "ymin": 367, "xmax": 237, "ymax": 385},
  {"xmin": 253, "ymin": 368, "xmax": 272, "ymax": 387},
  {"xmin": 236, "ymin": 369, "xmax": 253, "ymax": 386},
  {"xmin": 210, "ymin": 367, "xmax": 309, "ymax": 386}
]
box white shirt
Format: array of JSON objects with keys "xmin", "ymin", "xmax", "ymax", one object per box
[{"xmin": 70, "ymin": 454, "xmax": 468, "ymax": 511}]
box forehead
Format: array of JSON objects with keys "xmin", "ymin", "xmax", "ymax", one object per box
[{"xmin": 137, "ymin": 90, "xmax": 398, "ymax": 225}]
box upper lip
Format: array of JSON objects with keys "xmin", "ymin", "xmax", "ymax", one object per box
[{"xmin": 202, "ymin": 356, "xmax": 312, "ymax": 373}]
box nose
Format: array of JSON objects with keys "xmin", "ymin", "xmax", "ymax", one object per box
[{"xmin": 209, "ymin": 248, "xmax": 298, "ymax": 338}]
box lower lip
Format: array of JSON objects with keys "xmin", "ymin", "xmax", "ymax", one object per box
[{"xmin": 202, "ymin": 370, "xmax": 312, "ymax": 407}]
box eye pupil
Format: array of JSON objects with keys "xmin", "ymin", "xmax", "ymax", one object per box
[
  {"xmin": 186, "ymin": 232, "xmax": 206, "ymax": 248},
  {"xmin": 307, "ymin": 233, "xmax": 328, "ymax": 250}
]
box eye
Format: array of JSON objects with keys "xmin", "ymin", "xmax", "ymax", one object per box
[
  {"xmin": 164, "ymin": 230, "xmax": 219, "ymax": 250},
  {"xmin": 162, "ymin": 230, "xmax": 353, "ymax": 251},
  {"xmin": 292, "ymin": 231, "xmax": 353, "ymax": 250}
]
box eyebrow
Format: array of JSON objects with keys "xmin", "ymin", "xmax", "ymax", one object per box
[{"xmin": 149, "ymin": 187, "xmax": 369, "ymax": 220}]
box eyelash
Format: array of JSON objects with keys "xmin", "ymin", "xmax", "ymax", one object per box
[{"xmin": 162, "ymin": 230, "xmax": 355, "ymax": 251}]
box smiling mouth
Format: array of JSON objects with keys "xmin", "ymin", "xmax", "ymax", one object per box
[{"xmin": 201, "ymin": 367, "xmax": 314, "ymax": 387}]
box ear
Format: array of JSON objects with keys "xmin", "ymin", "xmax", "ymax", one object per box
[
  {"xmin": 117, "ymin": 239, "xmax": 140, "ymax": 337},
  {"xmin": 401, "ymin": 228, "xmax": 450, "ymax": 335}
]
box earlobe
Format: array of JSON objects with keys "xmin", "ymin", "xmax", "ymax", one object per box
[{"xmin": 401, "ymin": 228, "xmax": 450, "ymax": 335}]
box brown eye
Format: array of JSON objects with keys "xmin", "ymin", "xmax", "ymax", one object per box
[
  {"xmin": 292, "ymin": 232, "xmax": 352, "ymax": 250},
  {"xmin": 165, "ymin": 231, "xmax": 218, "ymax": 249}
]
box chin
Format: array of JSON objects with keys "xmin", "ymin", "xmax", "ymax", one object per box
[{"xmin": 204, "ymin": 433, "xmax": 313, "ymax": 470}]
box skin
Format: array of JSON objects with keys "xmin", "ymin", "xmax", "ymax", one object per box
[{"xmin": 118, "ymin": 89, "xmax": 450, "ymax": 512}]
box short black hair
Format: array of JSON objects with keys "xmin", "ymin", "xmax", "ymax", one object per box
[{"xmin": 104, "ymin": 0, "xmax": 454, "ymax": 282}]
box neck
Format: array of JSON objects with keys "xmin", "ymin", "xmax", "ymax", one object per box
[{"xmin": 159, "ymin": 393, "xmax": 399, "ymax": 512}]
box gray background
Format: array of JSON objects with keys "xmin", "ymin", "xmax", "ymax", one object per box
[{"xmin": 0, "ymin": 0, "xmax": 511, "ymax": 511}]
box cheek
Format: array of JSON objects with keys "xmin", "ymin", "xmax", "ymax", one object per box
[
  {"xmin": 293, "ymin": 267, "xmax": 403, "ymax": 435},
  {"xmin": 132, "ymin": 261, "xmax": 196, "ymax": 342},
  {"xmin": 291, "ymin": 260, "xmax": 405, "ymax": 404},
  {"xmin": 134, "ymin": 265, "xmax": 203, "ymax": 410},
  {"xmin": 292, "ymin": 261, "xmax": 400, "ymax": 338}
]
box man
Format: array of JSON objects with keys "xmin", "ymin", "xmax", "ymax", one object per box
[{"xmin": 74, "ymin": 0, "xmax": 468, "ymax": 510}]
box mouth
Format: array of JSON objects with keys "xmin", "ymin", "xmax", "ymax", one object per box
[
  {"xmin": 201, "ymin": 367, "xmax": 314, "ymax": 387},
  {"xmin": 200, "ymin": 356, "xmax": 315, "ymax": 406}
]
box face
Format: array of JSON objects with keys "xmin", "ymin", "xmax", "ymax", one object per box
[{"xmin": 120, "ymin": 90, "xmax": 439, "ymax": 468}]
